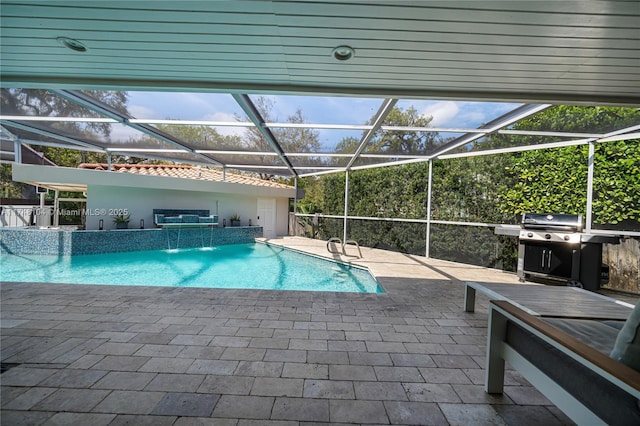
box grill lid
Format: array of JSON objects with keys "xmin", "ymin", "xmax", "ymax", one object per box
[{"xmin": 521, "ymin": 213, "xmax": 583, "ymax": 232}]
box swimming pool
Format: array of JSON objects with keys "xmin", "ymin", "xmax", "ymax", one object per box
[{"xmin": 0, "ymin": 243, "xmax": 383, "ymax": 293}]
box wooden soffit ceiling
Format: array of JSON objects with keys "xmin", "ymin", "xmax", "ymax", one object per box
[{"xmin": 1, "ymin": 1, "xmax": 639, "ymax": 106}]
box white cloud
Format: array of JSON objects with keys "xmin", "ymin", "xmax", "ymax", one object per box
[
  {"xmin": 204, "ymin": 111, "xmax": 236, "ymax": 122},
  {"xmin": 177, "ymin": 93, "xmax": 215, "ymax": 112},
  {"xmin": 107, "ymin": 124, "xmax": 146, "ymax": 143},
  {"xmin": 203, "ymin": 112, "xmax": 247, "ymax": 137},
  {"xmin": 460, "ymin": 110, "xmax": 487, "ymax": 125},
  {"xmin": 420, "ymin": 101, "xmax": 460, "ymax": 127},
  {"xmin": 128, "ymin": 104, "xmax": 156, "ymax": 119},
  {"xmin": 127, "ymin": 91, "xmax": 246, "ymax": 121},
  {"xmin": 417, "ymin": 101, "xmax": 521, "ymax": 128}
]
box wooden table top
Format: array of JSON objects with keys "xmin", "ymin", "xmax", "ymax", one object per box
[{"xmin": 466, "ymin": 282, "xmax": 634, "ymax": 320}]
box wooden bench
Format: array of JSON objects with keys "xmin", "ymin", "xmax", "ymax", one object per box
[{"xmin": 486, "ymin": 300, "xmax": 640, "ymax": 425}]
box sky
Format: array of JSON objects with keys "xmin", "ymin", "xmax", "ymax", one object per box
[{"xmin": 110, "ymin": 91, "xmax": 522, "ymax": 151}]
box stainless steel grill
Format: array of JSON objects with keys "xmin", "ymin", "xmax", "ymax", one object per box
[
  {"xmin": 519, "ymin": 213, "xmax": 583, "ymax": 244},
  {"xmin": 517, "ymin": 213, "xmax": 619, "ymax": 291}
]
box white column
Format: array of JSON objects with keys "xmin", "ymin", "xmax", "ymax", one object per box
[
  {"xmin": 53, "ymin": 190, "xmax": 60, "ymax": 227},
  {"xmin": 293, "ymin": 177, "xmax": 298, "ymax": 213},
  {"xmin": 13, "ymin": 141, "xmax": 21, "ymax": 163},
  {"xmin": 426, "ymin": 160, "xmax": 433, "ymax": 258},
  {"xmin": 585, "ymin": 141, "xmax": 595, "ymax": 232},
  {"xmin": 343, "ymin": 170, "xmax": 349, "ymax": 243}
]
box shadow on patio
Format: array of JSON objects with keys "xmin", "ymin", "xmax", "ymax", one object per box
[{"xmin": 1, "ymin": 237, "xmax": 583, "ymax": 425}]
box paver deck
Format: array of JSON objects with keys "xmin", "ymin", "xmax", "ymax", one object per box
[{"xmin": 2, "ymin": 236, "xmax": 633, "ymax": 425}]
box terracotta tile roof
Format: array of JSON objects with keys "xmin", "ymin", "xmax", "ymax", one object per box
[{"xmin": 78, "ymin": 164, "xmax": 294, "ymax": 189}]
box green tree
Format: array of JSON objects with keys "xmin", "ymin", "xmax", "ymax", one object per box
[
  {"xmin": 431, "ymin": 155, "xmax": 515, "ymax": 223},
  {"xmin": 317, "ymin": 104, "xmax": 439, "ymax": 254},
  {"xmin": 335, "ymin": 106, "xmax": 437, "ymax": 155},
  {"xmin": 500, "ymin": 106, "xmax": 640, "ymax": 229},
  {"xmin": 296, "ymin": 176, "xmax": 325, "ymax": 214},
  {"xmin": 1, "ymin": 89, "xmax": 130, "ymax": 197},
  {"xmin": 0, "ymin": 163, "xmax": 30, "ymax": 198},
  {"xmin": 239, "ymin": 96, "xmax": 321, "ymax": 180},
  {"xmin": 1, "ymin": 89, "xmax": 128, "ymax": 138},
  {"xmin": 155, "ymin": 123, "xmax": 242, "ymax": 152},
  {"xmin": 308, "ymin": 105, "xmax": 640, "ymax": 268},
  {"xmin": 592, "ymin": 141, "xmax": 640, "ymax": 226}
]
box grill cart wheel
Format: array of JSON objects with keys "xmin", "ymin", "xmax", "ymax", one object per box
[{"xmin": 566, "ymin": 280, "xmax": 583, "ymax": 288}]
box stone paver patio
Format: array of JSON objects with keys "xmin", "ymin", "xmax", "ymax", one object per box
[{"xmin": 2, "ymin": 236, "xmax": 614, "ymax": 425}]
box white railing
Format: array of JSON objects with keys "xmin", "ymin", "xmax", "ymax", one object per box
[
  {"xmin": 0, "ymin": 205, "xmax": 52, "ymax": 227},
  {"xmin": 292, "ymin": 213, "xmax": 640, "ymax": 238},
  {"xmin": 292, "ymin": 212, "xmax": 518, "ymax": 261}
]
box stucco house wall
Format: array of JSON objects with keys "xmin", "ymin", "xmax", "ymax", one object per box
[
  {"xmin": 86, "ymin": 185, "xmax": 281, "ymax": 231},
  {"xmin": 12, "ymin": 164, "xmax": 295, "ymax": 235}
]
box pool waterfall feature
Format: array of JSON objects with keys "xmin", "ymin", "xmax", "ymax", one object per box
[
  {"xmin": 0, "ymin": 226, "xmax": 263, "ymax": 256},
  {"xmin": 163, "ymin": 224, "xmax": 221, "ymax": 250}
]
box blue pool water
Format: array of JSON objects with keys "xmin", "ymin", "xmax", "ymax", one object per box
[{"xmin": 0, "ymin": 243, "xmax": 383, "ymax": 293}]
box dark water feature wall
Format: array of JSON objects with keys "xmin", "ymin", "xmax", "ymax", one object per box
[{"xmin": 0, "ymin": 227, "xmax": 263, "ymax": 256}]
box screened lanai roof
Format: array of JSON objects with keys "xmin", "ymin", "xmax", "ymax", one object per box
[{"xmin": 1, "ymin": 1, "xmax": 639, "ymax": 178}]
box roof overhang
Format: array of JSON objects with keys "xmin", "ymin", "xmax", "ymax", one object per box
[
  {"xmin": 11, "ymin": 163, "xmax": 297, "ymax": 198},
  {"xmin": 2, "ymin": 1, "xmax": 639, "ymax": 106}
]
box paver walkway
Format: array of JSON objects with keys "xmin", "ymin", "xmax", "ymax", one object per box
[{"xmin": 1, "ymin": 237, "xmax": 585, "ymax": 425}]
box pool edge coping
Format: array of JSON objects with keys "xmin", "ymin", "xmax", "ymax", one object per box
[{"xmin": 257, "ymin": 240, "xmax": 386, "ymax": 294}]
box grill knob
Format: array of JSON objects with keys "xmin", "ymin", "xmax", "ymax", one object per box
[
  {"xmin": 527, "ymin": 232, "xmax": 533, "ymax": 238},
  {"xmin": 564, "ymin": 235, "xmax": 570, "ymax": 241},
  {"xmin": 545, "ymin": 234, "xmax": 551, "ymax": 239}
]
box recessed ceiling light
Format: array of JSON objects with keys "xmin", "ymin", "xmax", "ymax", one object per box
[
  {"xmin": 332, "ymin": 45, "xmax": 355, "ymax": 61},
  {"xmin": 57, "ymin": 37, "xmax": 87, "ymax": 52}
]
